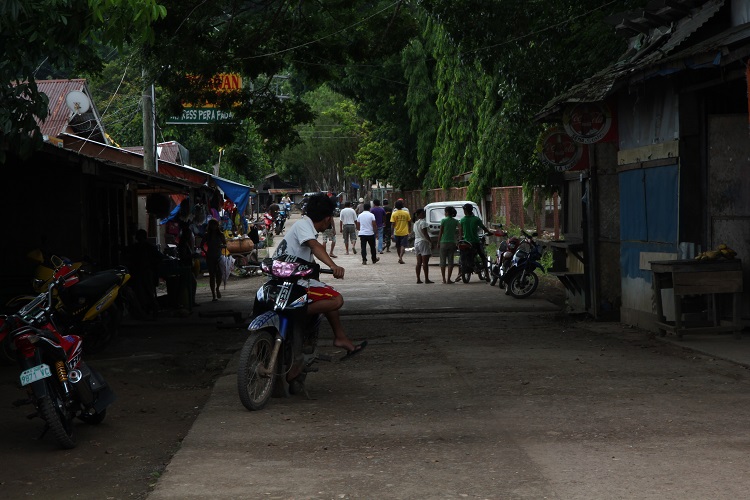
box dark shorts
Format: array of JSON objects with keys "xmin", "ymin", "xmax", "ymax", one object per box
[{"xmin": 394, "ymin": 235, "xmax": 409, "ymax": 248}]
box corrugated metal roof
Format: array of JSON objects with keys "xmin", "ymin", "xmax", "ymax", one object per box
[
  {"xmin": 36, "ymin": 79, "xmax": 86, "ymax": 138},
  {"xmin": 537, "ymin": 0, "xmax": 728, "ymax": 120},
  {"xmin": 36, "ymin": 79, "xmax": 107, "ymax": 143},
  {"xmin": 124, "ymin": 141, "xmax": 189, "ymax": 165}
]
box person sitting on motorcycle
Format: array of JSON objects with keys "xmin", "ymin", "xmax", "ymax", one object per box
[
  {"xmin": 458, "ymin": 203, "xmax": 492, "ymax": 270},
  {"xmin": 273, "ymin": 193, "xmax": 367, "ymax": 360}
]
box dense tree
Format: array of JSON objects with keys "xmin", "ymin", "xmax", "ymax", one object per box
[
  {"xmin": 277, "ymin": 85, "xmax": 365, "ymax": 193},
  {"xmin": 0, "ymin": 0, "xmax": 167, "ymax": 163}
]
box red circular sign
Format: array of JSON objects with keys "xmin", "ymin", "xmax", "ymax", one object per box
[
  {"xmin": 563, "ymin": 102, "xmax": 612, "ymax": 144},
  {"xmin": 539, "ymin": 128, "xmax": 581, "ymax": 172}
]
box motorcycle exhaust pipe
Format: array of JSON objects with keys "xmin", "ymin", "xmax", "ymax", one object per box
[{"xmin": 68, "ymin": 369, "xmax": 82, "ymax": 383}]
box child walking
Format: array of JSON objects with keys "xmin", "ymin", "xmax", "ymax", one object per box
[{"xmin": 412, "ymin": 208, "xmax": 434, "ymax": 284}]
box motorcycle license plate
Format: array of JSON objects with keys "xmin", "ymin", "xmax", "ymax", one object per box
[{"xmin": 20, "ymin": 364, "xmax": 52, "ymax": 386}]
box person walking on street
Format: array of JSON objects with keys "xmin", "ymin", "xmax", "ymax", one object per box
[
  {"xmin": 383, "ymin": 199, "xmax": 392, "ymax": 252},
  {"xmin": 355, "ymin": 197, "xmax": 365, "ymax": 215},
  {"xmin": 321, "ymin": 219, "xmax": 338, "ymax": 258},
  {"xmin": 412, "ymin": 208, "xmax": 434, "ymax": 284},
  {"xmin": 371, "ymin": 199, "xmax": 387, "ymax": 254},
  {"xmin": 338, "ymin": 200, "xmax": 358, "ymax": 255},
  {"xmin": 390, "ymin": 199, "xmax": 412, "ymax": 264},
  {"xmin": 204, "ymin": 218, "xmax": 227, "ymax": 301},
  {"xmin": 438, "ymin": 206, "xmax": 460, "ymax": 283},
  {"xmin": 273, "ymin": 194, "xmax": 367, "ymax": 359},
  {"xmin": 356, "ymin": 203, "xmax": 379, "ymax": 265}
]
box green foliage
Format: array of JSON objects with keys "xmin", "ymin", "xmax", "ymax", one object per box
[
  {"xmin": 277, "ymin": 85, "xmax": 365, "ymax": 193},
  {"xmin": 0, "ymin": 0, "xmax": 166, "ymax": 163}
]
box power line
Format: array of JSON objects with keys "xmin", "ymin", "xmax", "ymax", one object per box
[{"xmin": 241, "ymin": 0, "xmax": 402, "ymax": 59}]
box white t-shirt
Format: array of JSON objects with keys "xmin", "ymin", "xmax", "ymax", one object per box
[
  {"xmin": 413, "ymin": 219, "xmax": 428, "ymax": 244},
  {"xmin": 357, "ymin": 211, "xmax": 376, "ymax": 236},
  {"xmin": 273, "ymin": 216, "xmax": 317, "ymax": 262},
  {"xmin": 339, "ymin": 207, "xmax": 357, "ymax": 225}
]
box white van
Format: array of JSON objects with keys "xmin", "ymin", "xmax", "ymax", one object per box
[{"xmin": 424, "ymin": 201, "xmax": 483, "ymax": 256}]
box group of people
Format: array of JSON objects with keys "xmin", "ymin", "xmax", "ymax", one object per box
[
  {"xmin": 323, "ymin": 198, "xmax": 395, "ymax": 264},
  {"xmin": 269, "ymin": 193, "xmax": 492, "ymax": 364}
]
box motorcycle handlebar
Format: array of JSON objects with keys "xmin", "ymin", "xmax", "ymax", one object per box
[{"xmin": 320, "ymin": 268, "xmax": 334, "ymax": 275}]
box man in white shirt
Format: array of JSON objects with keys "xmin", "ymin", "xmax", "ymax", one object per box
[
  {"xmin": 356, "ymin": 203, "xmax": 379, "ymax": 265},
  {"xmin": 273, "ymin": 194, "xmax": 367, "ymax": 359},
  {"xmin": 338, "ymin": 201, "xmax": 358, "ymax": 255}
]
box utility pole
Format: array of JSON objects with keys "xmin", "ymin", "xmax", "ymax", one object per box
[{"xmin": 142, "ymin": 68, "xmax": 156, "ymax": 172}]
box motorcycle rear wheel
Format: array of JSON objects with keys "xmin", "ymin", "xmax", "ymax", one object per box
[
  {"xmin": 38, "ymin": 382, "xmax": 76, "ymax": 449},
  {"xmin": 508, "ymin": 271, "xmax": 539, "ymax": 299},
  {"xmin": 237, "ymin": 331, "xmax": 276, "ymax": 411}
]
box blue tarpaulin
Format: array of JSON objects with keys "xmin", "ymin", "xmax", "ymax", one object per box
[
  {"xmin": 212, "ymin": 175, "xmax": 252, "ymax": 214},
  {"xmin": 159, "ymin": 203, "xmax": 182, "ymax": 224}
]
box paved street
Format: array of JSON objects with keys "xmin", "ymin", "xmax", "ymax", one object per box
[{"xmin": 145, "ymin": 216, "xmax": 750, "ymax": 500}]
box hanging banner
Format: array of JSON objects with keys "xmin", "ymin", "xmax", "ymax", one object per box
[
  {"xmin": 166, "ymin": 73, "xmax": 243, "ymax": 124},
  {"xmin": 538, "ymin": 127, "xmax": 585, "ymax": 172},
  {"xmin": 562, "ymin": 102, "xmax": 615, "ymax": 144}
]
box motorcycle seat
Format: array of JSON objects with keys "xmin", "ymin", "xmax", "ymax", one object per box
[{"xmin": 63, "ymin": 271, "xmax": 122, "ymax": 301}]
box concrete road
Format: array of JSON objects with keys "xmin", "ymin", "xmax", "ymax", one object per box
[{"xmin": 148, "ymin": 216, "xmax": 750, "ymax": 500}]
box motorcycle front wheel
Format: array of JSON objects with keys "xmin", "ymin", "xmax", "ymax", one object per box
[
  {"xmin": 237, "ymin": 330, "xmax": 276, "ymax": 411},
  {"xmin": 508, "ymin": 270, "xmax": 539, "ymax": 299},
  {"xmin": 38, "ymin": 381, "xmax": 76, "ymax": 449}
]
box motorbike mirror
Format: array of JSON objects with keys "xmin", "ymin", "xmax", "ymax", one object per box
[{"xmin": 51, "ymin": 255, "xmax": 64, "ymax": 268}]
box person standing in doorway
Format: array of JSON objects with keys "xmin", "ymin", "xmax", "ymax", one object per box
[
  {"xmin": 438, "ymin": 206, "xmax": 460, "ymax": 283},
  {"xmin": 338, "ymin": 201, "xmax": 358, "ymax": 255},
  {"xmin": 356, "ymin": 203, "xmax": 379, "ymax": 265},
  {"xmin": 412, "ymin": 208, "xmax": 434, "ymax": 284},
  {"xmin": 371, "ymin": 199, "xmax": 386, "ymax": 254},
  {"xmin": 390, "ymin": 199, "xmax": 412, "ymax": 264}
]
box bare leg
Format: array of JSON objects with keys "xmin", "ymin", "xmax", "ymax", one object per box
[
  {"xmin": 307, "ymin": 296, "xmax": 356, "ymax": 352},
  {"xmin": 329, "ymin": 240, "xmax": 337, "ymax": 257},
  {"xmin": 416, "ymin": 255, "xmax": 423, "ymax": 283},
  {"xmin": 423, "ymin": 257, "xmax": 433, "ymax": 283}
]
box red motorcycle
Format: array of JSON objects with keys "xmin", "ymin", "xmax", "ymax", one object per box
[{"xmin": 0, "ymin": 267, "xmax": 116, "ymax": 449}]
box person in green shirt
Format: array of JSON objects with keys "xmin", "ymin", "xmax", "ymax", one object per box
[
  {"xmin": 438, "ymin": 206, "xmax": 460, "ymax": 283},
  {"xmin": 459, "ymin": 203, "xmax": 492, "ymax": 274}
]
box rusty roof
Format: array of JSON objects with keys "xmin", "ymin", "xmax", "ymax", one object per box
[
  {"xmin": 124, "ymin": 141, "xmax": 189, "ymax": 165},
  {"xmin": 536, "ymin": 0, "xmax": 728, "ymax": 120},
  {"xmin": 35, "ymin": 79, "xmax": 107, "ymax": 143}
]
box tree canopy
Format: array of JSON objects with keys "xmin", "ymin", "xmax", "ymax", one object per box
[
  {"xmin": 0, "ymin": 0, "xmax": 167, "ymax": 163},
  {"xmin": 2, "ymin": 0, "xmax": 648, "ymax": 199}
]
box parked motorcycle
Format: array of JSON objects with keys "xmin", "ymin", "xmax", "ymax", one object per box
[
  {"xmin": 0, "ymin": 268, "xmax": 116, "ymax": 449},
  {"xmin": 457, "ymin": 234, "xmax": 491, "ymax": 283},
  {"xmin": 237, "ymin": 257, "xmax": 333, "ymax": 411},
  {"xmin": 490, "ymin": 227, "xmax": 521, "ymax": 289},
  {"xmin": 502, "ymin": 230, "xmax": 545, "ymax": 299},
  {"xmin": 3, "ymin": 255, "xmax": 130, "ymax": 361}
]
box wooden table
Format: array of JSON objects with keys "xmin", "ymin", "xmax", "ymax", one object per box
[{"xmin": 650, "ymin": 259, "xmax": 743, "ymax": 339}]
